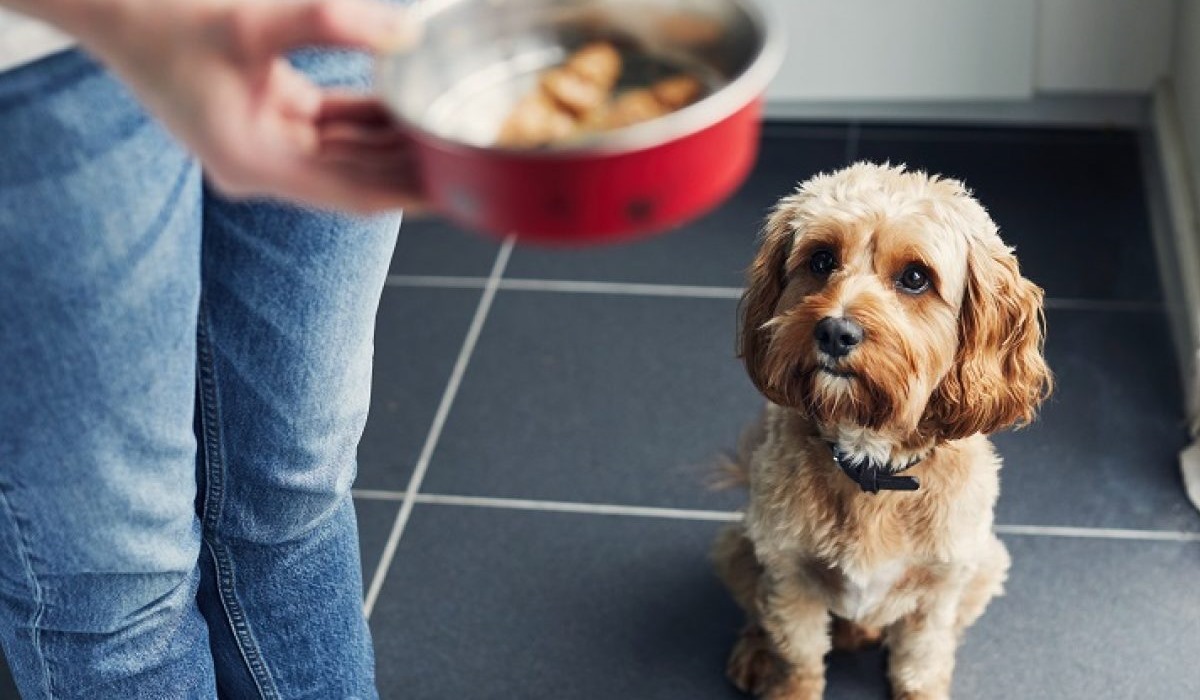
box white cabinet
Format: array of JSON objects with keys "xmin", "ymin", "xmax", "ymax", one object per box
[{"xmin": 761, "ymin": 0, "xmax": 1174, "ymax": 103}]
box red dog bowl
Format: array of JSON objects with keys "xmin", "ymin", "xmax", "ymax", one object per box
[{"xmin": 376, "ymin": 0, "xmax": 783, "ymax": 245}]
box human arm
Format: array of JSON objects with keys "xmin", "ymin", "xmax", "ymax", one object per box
[{"xmin": 3, "ymin": 0, "xmax": 424, "ymax": 213}]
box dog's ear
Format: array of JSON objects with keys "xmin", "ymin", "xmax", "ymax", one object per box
[
  {"xmin": 738, "ymin": 208, "xmax": 794, "ymax": 403},
  {"xmin": 924, "ymin": 242, "xmax": 1052, "ymax": 440}
]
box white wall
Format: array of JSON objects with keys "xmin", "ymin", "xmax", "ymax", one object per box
[
  {"xmin": 761, "ymin": 0, "xmax": 1036, "ymax": 102},
  {"xmin": 1036, "ymin": 0, "xmax": 1174, "ymax": 93},
  {"xmin": 1150, "ymin": 0, "xmax": 1200, "ymax": 418},
  {"xmin": 762, "ymin": 0, "xmax": 1173, "ymax": 105}
]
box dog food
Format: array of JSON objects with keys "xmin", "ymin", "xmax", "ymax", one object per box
[{"xmin": 496, "ymin": 41, "xmax": 705, "ymax": 147}]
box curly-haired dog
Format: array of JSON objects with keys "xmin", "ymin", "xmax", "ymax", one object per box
[{"xmin": 713, "ymin": 162, "xmax": 1052, "ymax": 700}]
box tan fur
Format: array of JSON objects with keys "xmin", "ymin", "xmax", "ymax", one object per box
[{"xmin": 716, "ymin": 163, "xmax": 1051, "ymax": 700}]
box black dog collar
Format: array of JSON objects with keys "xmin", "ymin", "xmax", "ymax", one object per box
[{"xmin": 828, "ymin": 443, "xmax": 921, "ymax": 494}]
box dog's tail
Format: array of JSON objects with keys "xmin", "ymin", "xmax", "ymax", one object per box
[
  {"xmin": 708, "ymin": 451, "xmax": 750, "ymax": 491},
  {"xmin": 706, "ymin": 415, "xmax": 763, "ymax": 491}
]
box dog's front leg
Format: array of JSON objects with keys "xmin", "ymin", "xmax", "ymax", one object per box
[
  {"xmin": 885, "ymin": 594, "xmax": 961, "ymax": 700},
  {"xmin": 756, "ymin": 570, "xmax": 831, "ymax": 700}
]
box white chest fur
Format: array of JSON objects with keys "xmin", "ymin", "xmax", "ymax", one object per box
[{"xmin": 830, "ymin": 559, "xmax": 909, "ymax": 622}]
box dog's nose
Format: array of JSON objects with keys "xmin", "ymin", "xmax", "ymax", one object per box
[{"xmin": 815, "ymin": 317, "xmax": 864, "ymax": 358}]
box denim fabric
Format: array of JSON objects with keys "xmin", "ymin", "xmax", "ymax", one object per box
[{"xmin": 0, "ymin": 47, "xmax": 399, "ymax": 699}]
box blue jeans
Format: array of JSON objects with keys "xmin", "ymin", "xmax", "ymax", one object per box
[{"xmin": 0, "ymin": 48, "xmax": 399, "ymax": 699}]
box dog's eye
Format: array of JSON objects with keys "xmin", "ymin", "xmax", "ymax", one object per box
[
  {"xmin": 809, "ymin": 249, "xmax": 837, "ymax": 276},
  {"xmin": 898, "ymin": 264, "xmax": 931, "ymax": 293}
]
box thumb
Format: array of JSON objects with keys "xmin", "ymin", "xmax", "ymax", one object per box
[{"xmin": 247, "ymin": 0, "xmax": 421, "ymax": 54}]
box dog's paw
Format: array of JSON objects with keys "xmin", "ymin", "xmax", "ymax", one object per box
[
  {"xmin": 763, "ymin": 673, "xmax": 824, "ymax": 700},
  {"xmin": 830, "ymin": 617, "xmax": 882, "ymax": 652},
  {"xmin": 726, "ymin": 624, "xmax": 779, "ymax": 696}
]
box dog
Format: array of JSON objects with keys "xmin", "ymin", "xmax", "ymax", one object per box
[{"xmin": 712, "ymin": 162, "xmax": 1052, "ymax": 700}]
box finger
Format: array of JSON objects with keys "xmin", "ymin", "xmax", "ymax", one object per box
[
  {"xmin": 317, "ymin": 122, "xmax": 411, "ymax": 150},
  {"xmin": 312, "ymin": 146, "xmax": 422, "ymax": 185},
  {"xmin": 255, "ymin": 174, "xmax": 422, "ymax": 215},
  {"xmin": 259, "ymin": 151, "xmax": 429, "ymax": 213},
  {"xmin": 312, "ymin": 158, "xmax": 427, "ymax": 210},
  {"xmin": 282, "ymin": 115, "xmax": 320, "ymax": 156},
  {"xmin": 316, "ymin": 93, "xmax": 398, "ymax": 127},
  {"xmin": 210, "ymin": 156, "xmax": 427, "ymax": 214},
  {"xmin": 315, "ymin": 149, "xmax": 416, "ymax": 176},
  {"xmin": 314, "ymin": 150, "xmax": 422, "ymax": 183},
  {"xmin": 291, "ymin": 171, "xmax": 427, "ymax": 214},
  {"xmin": 246, "ymin": 0, "xmax": 422, "ymax": 55},
  {"xmin": 272, "ymin": 60, "xmax": 323, "ymax": 119}
]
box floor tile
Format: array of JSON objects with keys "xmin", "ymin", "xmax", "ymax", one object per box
[
  {"xmin": 356, "ymin": 286, "xmax": 484, "ymax": 492},
  {"xmin": 503, "ymin": 126, "xmax": 849, "ymax": 287},
  {"xmin": 417, "ymin": 287, "xmax": 1194, "ymax": 532},
  {"xmin": 855, "ymin": 126, "xmax": 1160, "ymax": 302},
  {"xmin": 369, "ymin": 505, "xmax": 1200, "ymax": 699},
  {"xmin": 369, "ymin": 504, "xmax": 747, "ymax": 699},
  {"xmin": 993, "ymin": 308, "xmax": 1197, "ymax": 532},
  {"xmin": 420, "ymin": 291, "xmax": 763, "ymax": 511},
  {"xmin": 390, "ymin": 215, "xmax": 502, "ymax": 278},
  {"xmin": 955, "ymin": 534, "xmax": 1200, "ymax": 699},
  {"xmin": 356, "ymin": 497, "xmax": 402, "ymax": 584}
]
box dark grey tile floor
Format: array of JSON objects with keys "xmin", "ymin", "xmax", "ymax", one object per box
[
  {"xmin": 362, "ymin": 122, "xmax": 1200, "ymax": 699},
  {"xmin": 3, "ymin": 122, "xmax": 1199, "ymax": 699}
]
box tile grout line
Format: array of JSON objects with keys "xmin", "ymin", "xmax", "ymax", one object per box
[
  {"xmin": 501, "ymin": 278, "xmax": 743, "ymax": 298},
  {"xmin": 352, "ymin": 490, "xmax": 1200, "ymax": 542},
  {"xmin": 415, "ymin": 493, "xmax": 742, "ymax": 522},
  {"xmin": 992, "ymin": 524, "xmax": 1200, "ymax": 542},
  {"xmin": 362, "ymin": 236, "xmax": 515, "ymax": 618},
  {"xmin": 383, "ymin": 274, "xmax": 490, "ymax": 289},
  {"xmin": 352, "ymin": 488, "xmax": 407, "ymax": 502},
  {"xmin": 384, "ymin": 274, "xmax": 1164, "ymax": 311},
  {"xmin": 385, "ymin": 274, "xmax": 741, "ymax": 299}
]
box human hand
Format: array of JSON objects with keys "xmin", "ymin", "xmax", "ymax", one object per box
[{"xmin": 38, "ymin": 0, "xmax": 425, "ymax": 213}]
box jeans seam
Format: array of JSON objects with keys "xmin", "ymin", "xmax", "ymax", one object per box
[
  {"xmin": 0, "ymin": 482, "xmax": 55, "ymax": 699},
  {"xmin": 196, "ymin": 295, "xmax": 280, "ymax": 700}
]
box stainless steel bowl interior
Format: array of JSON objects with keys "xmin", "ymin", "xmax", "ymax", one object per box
[{"xmin": 377, "ymin": 0, "xmax": 781, "ymax": 152}]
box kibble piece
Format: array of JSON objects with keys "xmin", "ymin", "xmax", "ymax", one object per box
[
  {"xmin": 652, "ymin": 75, "xmax": 704, "ymax": 110},
  {"xmin": 495, "ymin": 39, "xmax": 704, "ymax": 146},
  {"xmin": 604, "ymin": 89, "xmax": 669, "ymax": 129},
  {"xmin": 541, "ymin": 67, "xmax": 610, "ymax": 116},
  {"xmin": 497, "ymin": 92, "xmax": 577, "ymax": 147},
  {"xmin": 565, "ymin": 41, "xmax": 622, "ymax": 90}
]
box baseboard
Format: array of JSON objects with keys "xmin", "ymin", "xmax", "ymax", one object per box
[{"xmin": 764, "ymin": 95, "xmax": 1150, "ymax": 128}]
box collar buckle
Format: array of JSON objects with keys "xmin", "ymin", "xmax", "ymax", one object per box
[{"xmin": 829, "ymin": 443, "xmax": 921, "ymax": 494}]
